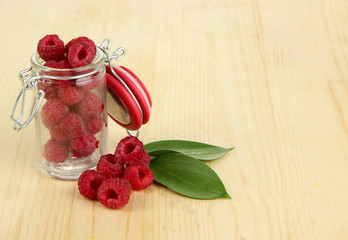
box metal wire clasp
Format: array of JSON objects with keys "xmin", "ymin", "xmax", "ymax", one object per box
[
  {"xmin": 10, "ymin": 72, "xmax": 44, "ymax": 132},
  {"xmin": 99, "ymin": 39, "xmax": 126, "ymax": 61}
]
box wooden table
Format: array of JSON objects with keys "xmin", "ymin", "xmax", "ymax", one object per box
[{"xmin": 1, "ymin": 0, "xmax": 347, "ymax": 239}]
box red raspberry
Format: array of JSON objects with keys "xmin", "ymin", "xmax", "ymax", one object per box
[
  {"xmin": 41, "ymin": 60, "xmax": 72, "ymax": 80},
  {"xmin": 43, "ymin": 139, "xmax": 69, "ymax": 163},
  {"xmin": 141, "ymin": 150, "xmax": 151, "ymax": 165},
  {"xmin": 114, "ymin": 136, "xmax": 144, "ymax": 166},
  {"xmin": 78, "ymin": 170, "xmax": 105, "ymax": 200},
  {"xmin": 57, "ymin": 85, "xmax": 85, "ymax": 106},
  {"xmin": 50, "ymin": 124, "xmax": 69, "ymax": 142},
  {"xmin": 85, "ymin": 117, "xmax": 103, "ymax": 135},
  {"xmin": 75, "ymin": 91, "xmax": 103, "ymax": 120},
  {"xmin": 96, "ymin": 154, "xmax": 124, "ymax": 179},
  {"xmin": 116, "ymin": 149, "xmax": 150, "ymax": 165},
  {"xmin": 77, "ymin": 73, "xmax": 104, "ymax": 90},
  {"xmin": 122, "ymin": 164, "xmax": 154, "ymax": 191},
  {"xmin": 37, "ymin": 34, "xmax": 65, "ymax": 61},
  {"xmin": 37, "ymin": 81, "xmax": 57, "ymax": 99},
  {"xmin": 97, "ymin": 178, "xmax": 131, "ymax": 209},
  {"xmin": 65, "ymin": 36, "xmax": 96, "ymax": 56},
  {"xmin": 41, "ymin": 99, "xmax": 69, "ymax": 129},
  {"xmin": 70, "ymin": 134, "xmax": 97, "ymax": 157},
  {"xmin": 68, "ymin": 43, "xmax": 95, "ymax": 68},
  {"xmin": 59, "ymin": 113, "xmax": 85, "ymax": 139},
  {"xmin": 44, "ymin": 59, "xmax": 72, "ymax": 69}
]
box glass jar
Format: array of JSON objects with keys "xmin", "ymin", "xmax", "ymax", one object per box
[{"xmin": 28, "ymin": 47, "xmax": 107, "ymax": 180}]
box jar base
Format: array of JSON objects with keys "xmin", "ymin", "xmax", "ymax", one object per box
[{"xmin": 38, "ymin": 153, "xmax": 99, "ymax": 180}]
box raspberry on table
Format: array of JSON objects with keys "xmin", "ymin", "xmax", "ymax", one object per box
[
  {"xmin": 122, "ymin": 164, "xmax": 154, "ymax": 191},
  {"xmin": 117, "ymin": 149, "xmax": 150, "ymax": 165},
  {"xmin": 41, "ymin": 99, "xmax": 69, "ymax": 129},
  {"xmin": 96, "ymin": 154, "xmax": 124, "ymax": 179},
  {"xmin": 59, "ymin": 113, "xmax": 85, "ymax": 139},
  {"xmin": 85, "ymin": 117, "xmax": 104, "ymax": 135},
  {"xmin": 37, "ymin": 34, "xmax": 65, "ymax": 62},
  {"xmin": 65, "ymin": 36, "xmax": 96, "ymax": 56},
  {"xmin": 44, "ymin": 59, "xmax": 72, "ymax": 69},
  {"xmin": 57, "ymin": 85, "xmax": 85, "ymax": 106},
  {"xmin": 68, "ymin": 42, "xmax": 95, "ymax": 68},
  {"xmin": 140, "ymin": 150, "xmax": 151, "ymax": 165},
  {"xmin": 70, "ymin": 134, "xmax": 97, "ymax": 157},
  {"xmin": 75, "ymin": 91, "xmax": 103, "ymax": 120},
  {"xmin": 43, "ymin": 139, "xmax": 69, "ymax": 163},
  {"xmin": 114, "ymin": 136, "xmax": 145, "ymax": 166},
  {"xmin": 97, "ymin": 178, "xmax": 132, "ymax": 209},
  {"xmin": 78, "ymin": 170, "xmax": 105, "ymax": 200}
]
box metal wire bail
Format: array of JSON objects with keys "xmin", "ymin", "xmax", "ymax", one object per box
[
  {"xmin": 126, "ymin": 129, "xmax": 140, "ymax": 138},
  {"xmin": 10, "ymin": 75, "xmax": 44, "ymax": 132}
]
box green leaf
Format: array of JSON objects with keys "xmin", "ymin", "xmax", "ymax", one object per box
[
  {"xmin": 144, "ymin": 140, "xmax": 233, "ymax": 161},
  {"xmin": 149, "ymin": 153, "xmax": 231, "ymax": 199}
]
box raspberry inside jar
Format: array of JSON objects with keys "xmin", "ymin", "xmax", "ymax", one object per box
[{"xmin": 31, "ymin": 46, "xmax": 108, "ymax": 180}]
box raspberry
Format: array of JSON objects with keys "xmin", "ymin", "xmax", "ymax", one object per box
[
  {"xmin": 37, "ymin": 34, "xmax": 65, "ymax": 61},
  {"xmin": 96, "ymin": 154, "xmax": 124, "ymax": 179},
  {"xmin": 141, "ymin": 150, "xmax": 151, "ymax": 165},
  {"xmin": 114, "ymin": 136, "xmax": 144, "ymax": 166},
  {"xmin": 50, "ymin": 124, "xmax": 69, "ymax": 142},
  {"xmin": 122, "ymin": 164, "xmax": 154, "ymax": 191},
  {"xmin": 41, "ymin": 59, "xmax": 72, "ymax": 80},
  {"xmin": 77, "ymin": 73, "xmax": 104, "ymax": 90},
  {"xmin": 75, "ymin": 91, "xmax": 103, "ymax": 120},
  {"xmin": 37, "ymin": 81, "xmax": 57, "ymax": 99},
  {"xmin": 70, "ymin": 134, "xmax": 97, "ymax": 157},
  {"xmin": 59, "ymin": 113, "xmax": 85, "ymax": 139},
  {"xmin": 78, "ymin": 170, "xmax": 105, "ymax": 200},
  {"xmin": 65, "ymin": 36, "xmax": 96, "ymax": 56},
  {"xmin": 57, "ymin": 85, "xmax": 85, "ymax": 106},
  {"xmin": 44, "ymin": 59, "xmax": 72, "ymax": 69},
  {"xmin": 68, "ymin": 43, "xmax": 95, "ymax": 68},
  {"xmin": 85, "ymin": 117, "xmax": 103, "ymax": 135},
  {"xmin": 97, "ymin": 178, "xmax": 131, "ymax": 209},
  {"xmin": 43, "ymin": 139, "xmax": 69, "ymax": 163},
  {"xmin": 117, "ymin": 149, "xmax": 150, "ymax": 165},
  {"xmin": 41, "ymin": 99, "xmax": 69, "ymax": 128}
]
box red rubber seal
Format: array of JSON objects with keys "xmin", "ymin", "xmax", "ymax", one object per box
[
  {"xmin": 106, "ymin": 72, "xmax": 142, "ymax": 130},
  {"xmin": 107, "ymin": 65, "xmax": 151, "ymax": 124},
  {"xmin": 120, "ymin": 66, "xmax": 152, "ymax": 107},
  {"xmin": 106, "ymin": 64, "xmax": 151, "ymax": 127}
]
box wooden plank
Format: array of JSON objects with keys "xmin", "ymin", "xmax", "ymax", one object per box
[{"xmin": 0, "ymin": 0, "xmax": 347, "ymax": 239}]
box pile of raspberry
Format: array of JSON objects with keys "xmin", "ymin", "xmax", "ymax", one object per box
[
  {"xmin": 78, "ymin": 136, "xmax": 154, "ymax": 209},
  {"xmin": 37, "ymin": 34, "xmax": 105, "ymax": 163}
]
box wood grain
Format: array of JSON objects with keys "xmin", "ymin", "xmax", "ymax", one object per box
[{"xmin": 0, "ymin": 0, "xmax": 347, "ymax": 239}]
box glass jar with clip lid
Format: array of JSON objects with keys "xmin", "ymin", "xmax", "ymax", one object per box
[{"xmin": 10, "ymin": 39, "xmax": 152, "ymax": 180}]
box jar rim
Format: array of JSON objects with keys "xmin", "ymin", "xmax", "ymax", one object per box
[{"xmin": 30, "ymin": 47, "xmax": 105, "ymax": 77}]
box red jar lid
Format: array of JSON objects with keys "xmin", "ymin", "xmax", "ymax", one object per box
[{"xmin": 106, "ymin": 65, "xmax": 151, "ymax": 130}]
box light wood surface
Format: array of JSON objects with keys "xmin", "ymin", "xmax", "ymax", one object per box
[{"xmin": 1, "ymin": 0, "xmax": 347, "ymax": 239}]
